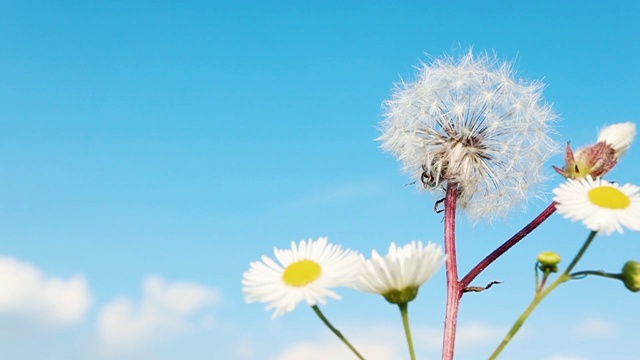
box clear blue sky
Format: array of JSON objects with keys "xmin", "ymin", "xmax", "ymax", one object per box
[{"xmin": 1, "ymin": 1, "xmax": 638, "ymax": 359}]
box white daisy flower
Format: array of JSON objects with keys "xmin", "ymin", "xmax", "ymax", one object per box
[
  {"xmin": 597, "ymin": 122, "xmax": 636, "ymax": 158},
  {"xmin": 242, "ymin": 237, "xmax": 361, "ymax": 318},
  {"xmin": 553, "ymin": 176, "xmax": 640, "ymax": 235},
  {"xmin": 378, "ymin": 50, "xmax": 558, "ymax": 220},
  {"xmin": 355, "ymin": 241, "xmax": 445, "ymax": 304}
]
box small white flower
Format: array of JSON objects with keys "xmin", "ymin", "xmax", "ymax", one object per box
[
  {"xmin": 597, "ymin": 122, "xmax": 636, "ymax": 158},
  {"xmin": 553, "ymin": 176, "xmax": 640, "ymax": 235},
  {"xmin": 378, "ymin": 50, "xmax": 558, "ymax": 220},
  {"xmin": 355, "ymin": 241, "xmax": 445, "ymax": 304},
  {"xmin": 242, "ymin": 237, "xmax": 361, "ymax": 318}
]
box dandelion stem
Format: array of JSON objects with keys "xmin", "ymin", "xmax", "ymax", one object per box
[
  {"xmin": 311, "ymin": 305, "xmax": 365, "ymax": 360},
  {"xmin": 488, "ymin": 230, "xmax": 598, "ymax": 359},
  {"xmin": 461, "ymin": 202, "xmax": 557, "ymax": 288},
  {"xmin": 442, "ymin": 182, "xmax": 462, "ymax": 360},
  {"xmin": 398, "ymin": 302, "xmax": 417, "ymax": 360}
]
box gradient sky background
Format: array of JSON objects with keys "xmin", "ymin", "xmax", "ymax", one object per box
[{"xmin": 1, "ymin": 1, "xmax": 639, "ymax": 360}]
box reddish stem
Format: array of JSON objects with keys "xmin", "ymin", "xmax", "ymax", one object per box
[
  {"xmin": 460, "ymin": 202, "xmax": 557, "ymax": 288},
  {"xmin": 442, "ymin": 183, "xmax": 463, "ymax": 360}
]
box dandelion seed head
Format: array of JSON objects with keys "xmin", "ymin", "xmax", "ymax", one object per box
[{"xmin": 378, "ymin": 50, "xmax": 558, "ymax": 220}]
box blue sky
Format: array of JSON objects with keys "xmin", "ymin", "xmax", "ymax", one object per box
[{"xmin": 1, "ymin": 1, "xmax": 639, "ymax": 359}]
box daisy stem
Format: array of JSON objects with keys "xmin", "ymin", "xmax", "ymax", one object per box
[
  {"xmin": 488, "ymin": 230, "xmax": 598, "ymax": 360},
  {"xmin": 398, "ymin": 302, "xmax": 417, "ymax": 360},
  {"xmin": 311, "ymin": 305, "xmax": 365, "ymax": 360},
  {"xmin": 442, "ymin": 182, "xmax": 462, "ymax": 360},
  {"xmin": 461, "ymin": 202, "xmax": 557, "ymax": 288}
]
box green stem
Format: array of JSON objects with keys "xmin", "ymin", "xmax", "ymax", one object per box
[
  {"xmin": 571, "ymin": 270, "xmax": 623, "ymax": 280},
  {"xmin": 564, "ymin": 231, "xmax": 598, "ymax": 274},
  {"xmin": 398, "ymin": 302, "xmax": 416, "ymax": 360},
  {"xmin": 488, "ymin": 231, "xmax": 598, "ymax": 360},
  {"xmin": 311, "ymin": 305, "xmax": 365, "ymax": 360}
]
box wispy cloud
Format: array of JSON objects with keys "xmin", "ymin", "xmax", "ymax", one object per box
[
  {"xmin": 287, "ymin": 178, "xmax": 387, "ymax": 208},
  {"xmin": 272, "ymin": 321, "xmax": 507, "ymax": 360},
  {"xmin": 97, "ymin": 275, "xmax": 220, "ymax": 351},
  {"xmin": 456, "ymin": 321, "xmax": 508, "ymax": 348},
  {"xmin": 271, "ymin": 322, "xmax": 410, "ymax": 360},
  {"xmin": 274, "ymin": 338, "xmax": 403, "ymax": 360},
  {"xmin": 545, "ymin": 355, "xmax": 587, "ymax": 360},
  {"xmin": 572, "ymin": 317, "xmax": 617, "ymax": 338},
  {"xmin": 0, "ymin": 255, "xmax": 92, "ymax": 326}
]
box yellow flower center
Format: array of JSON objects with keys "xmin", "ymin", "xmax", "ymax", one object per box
[
  {"xmin": 282, "ymin": 260, "xmax": 322, "ymax": 287},
  {"xmin": 588, "ymin": 186, "xmax": 630, "ymax": 209}
]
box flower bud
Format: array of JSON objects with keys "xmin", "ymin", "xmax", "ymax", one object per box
[
  {"xmin": 621, "ymin": 260, "xmax": 640, "ymax": 292},
  {"xmin": 553, "ymin": 122, "xmax": 636, "ymax": 179},
  {"xmin": 598, "ymin": 122, "xmax": 636, "ymax": 158},
  {"xmin": 537, "ymin": 251, "xmax": 561, "ymax": 273}
]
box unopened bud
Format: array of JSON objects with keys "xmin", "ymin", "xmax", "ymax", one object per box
[
  {"xmin": 553, "ymin": 122, "xmax": 636, "ymax": 179},
  {"xmin": 597, "ymin": 122, "xmax": 636, "ymax": 158},
  {"xmin": 537, "ymin": 251, "xmax": 561, "ymax": 273},
  {"xmin": 621, "ymin": 260, "xmax": 640, "ymax": 292},
  {"xmin": 553, "ymin": 142, "xmax": 616, "ymax": 178}
]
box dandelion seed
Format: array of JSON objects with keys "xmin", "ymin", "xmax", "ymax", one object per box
[{"xmin": 378, "ymin": 50, "xmax": 558, "ymax": 220}]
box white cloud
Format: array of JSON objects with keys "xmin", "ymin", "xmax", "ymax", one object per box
[
  {"xmin": 273, "ymin": 323, "xmax": 405, "ymax": 360},
  {"xmin": 455, "ymin": 321, "xmax": 507, "ymax": 348},
  {"xmin": 0, "ymin": 255, "xmax": 92, "ymax": 326},
  {"xmin": 572, "ymin": 318, "xmax": 617, "ymax": 338},
  {"xmin": 275, "ymin": 339, "xmax": 402, "ymax": 360},
  {"xmin": 545, "ymin": 355, "xmax": 587, "ymax": 360},
  {"xmin": 97, "ymin": 275, "xmax": 220, "ymax": 348},
  {"xmin": 272, "ymin": 320, "xmax": 510, "ymax": 360},
  {"xmin": 412, "ymin": 325, "xmax": 444, "ymax": 350},
  {"xmin": 234, "ymin": 335, "xmax": 256, "ymax": 360}
]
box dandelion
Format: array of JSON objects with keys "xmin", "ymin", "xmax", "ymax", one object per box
[
  {"xmin": 355, "ymin": 241, "xmax": 445, "ymax": 304},
  {"xmin": 553, "ymin": 176, "xmax": 640, "ymax": 235},
  {"xmin": 378, "ymin": 50, "xmax": 558, "ymax": 220},
  {"xmin": 554, "ymin": 122, "xmax": 636, "ymax": 179},
  {"xmin": 242, "ymin": 237, "xmax": 360, "ymax": 318}
]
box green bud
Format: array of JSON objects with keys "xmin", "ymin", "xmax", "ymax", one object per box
[
  {"xmin": 537, "ymin": 251, "xmax": 561, "ymax": 273},
  {"xmin": 621, "ymin": 261, "xmax": 640, "ymax": 292},
  {"xmin": 383, "ymin": 286, "xmax": 419, "ymax": 304}
]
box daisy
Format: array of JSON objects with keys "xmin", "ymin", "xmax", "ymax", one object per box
[
  {"xmin": 378, "ymin": 50, "xmax": 558, "ymax": 220},
  {"xmin": 242, "ymin": 237, "xmax": 361, "ymax": 318},
  {"xmin": 553, "ymin": 176, "xmax": 640, "ymax": 235},
  {"xmin": 355, "ymin": 241, "xmax": 445, "ymax": 304}
]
